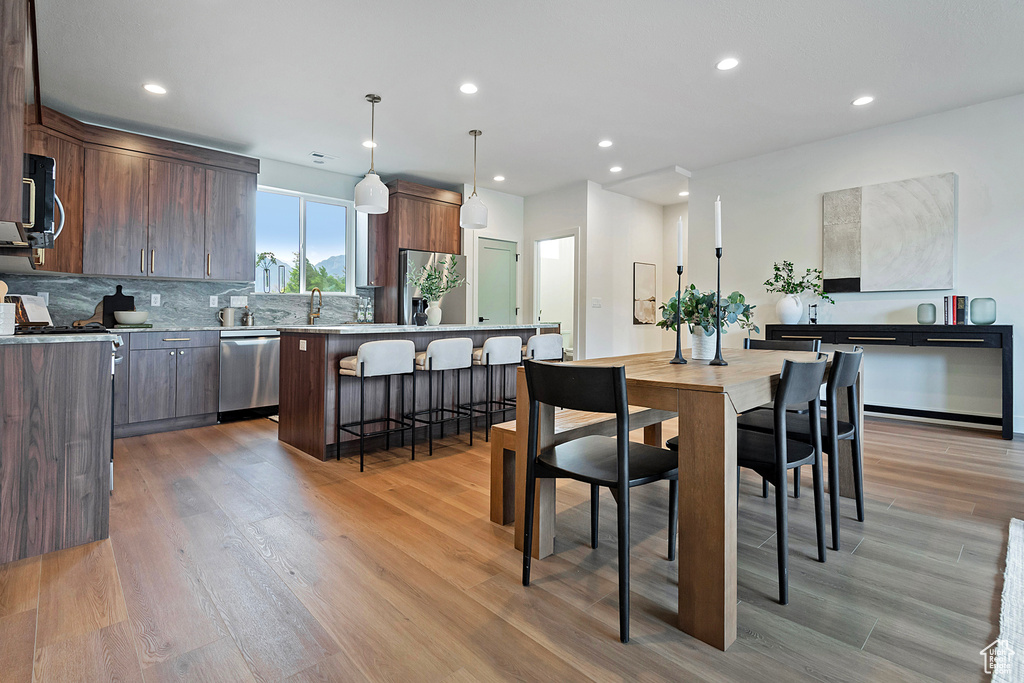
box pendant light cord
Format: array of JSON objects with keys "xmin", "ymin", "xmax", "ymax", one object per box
[{"xmin": 369, "ymin": 99, "xmax": 376, "ymax": 174}]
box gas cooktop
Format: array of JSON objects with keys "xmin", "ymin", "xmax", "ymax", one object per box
[{"xmin": 15, "ymin": 323, "xmax": 109, "ymax": 335}]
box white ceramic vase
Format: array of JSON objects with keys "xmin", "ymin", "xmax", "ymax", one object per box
[
  {"xmin": 776, "ymin": 294, "xmax": 803, "ymax": 325},
  {"xmin": 691, "ymin": 325, "xmax": 717, "ymax": 360},
  {"xmin": 426, "ymin": 300, "xmax": 442, "ymax": 326}
]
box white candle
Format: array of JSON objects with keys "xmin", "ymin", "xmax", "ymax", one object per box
[
  {"xmin": 676, "ymin": 216, "xmax": 684, "ymax": 267},
  {"xmin": 715, "ymin": 196, "xmax": 722, "ymax": 250}
]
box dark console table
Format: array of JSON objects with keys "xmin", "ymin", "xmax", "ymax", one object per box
[{"xmin": 765, "ymin": 324, "xmax": 1014, "ymax": 440}]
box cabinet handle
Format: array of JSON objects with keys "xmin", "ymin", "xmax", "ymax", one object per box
[
  {"xmin": 926, "ymin": 338, "xmax": 986, "ymax": 343},
  {"xmin": 22, "ymin": 179, "xmax": 36, "ymax": 228},
  {"xmin": 207, "ymin": 253, "xmax": 211, "ymax": 276},
  {"xmin": 163, "ymin": 338, "xmax": 191, "ymax": 342},
  {"xmin": 151, "ymin": 249, "xmax": 155, "ymax": 274},
  {"xmin": 848, "ymin": 336, "xmax": 896, "ymax": 341},
  {"xmin": 781, "ymin": 335, "xmax": 821, "ymax": 340},
  {"xmin": 141, "ymin": 249, "xmax": 146, "ymax": 273}
]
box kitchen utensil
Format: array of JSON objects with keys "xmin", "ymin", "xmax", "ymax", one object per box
[
  {"xmin": 219, "ymin": 307, "xmax": 238, "ymax": 327},
  {"xmin": 241, "ymin": 306, "xmax": 255, "ymax": 326},
  {"xmin": 102, "ymin": 285, "xmax": 135, "ymax": 328},
  {"xmin": 0, "ymin": 280, "xmax": 8, "ymax": 300},
  {"xmin": 73, "ymin": 301, "xmax": 104, "ymax": 327},
  {"xmin": 114, "ymin": 310, "xmax": 149, "ymax": 325}
]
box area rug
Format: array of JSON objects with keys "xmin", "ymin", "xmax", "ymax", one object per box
[{"xmin": 993, "ymin": 518, "xmax": 1024, "ymax": 682}]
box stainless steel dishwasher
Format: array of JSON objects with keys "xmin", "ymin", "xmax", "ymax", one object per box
[{"xmin": 219, "ymin": 329, "xmax": 280, "ymax": 412}]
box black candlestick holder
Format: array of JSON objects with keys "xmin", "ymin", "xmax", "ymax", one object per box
[
  {"xmin": 670, "ymin": 265, "xmax": 686, "ymax": 364},
  {"xmin": 710, "ymin": 247, "xmax": 728, "ymax": 366}
]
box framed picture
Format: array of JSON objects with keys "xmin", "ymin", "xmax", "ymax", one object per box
[{"xmin": 633, "ymin": 262, "xmax": 656, "ymax": 325}]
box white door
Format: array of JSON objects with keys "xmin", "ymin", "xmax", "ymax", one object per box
[
  {"xmin": 534, "ymin": 236, "xmax": 576, "ymax": 359},
  {"xmin": 477, "ymin": 238, "xmax": 517, "ymax": 324}
]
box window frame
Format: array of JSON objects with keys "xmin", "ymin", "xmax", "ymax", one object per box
[{"xmin": 254, "ymin": 185, "xmax": 357, "ymax": 295}]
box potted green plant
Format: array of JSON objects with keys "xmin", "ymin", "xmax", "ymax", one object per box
[
  {"xmin": 256, "ymin": 252, "xmax": 278, "ymax": 293},
  {"xmin": 763, "ymin": 260, "xmax": 834, "ymax": 324},
  {"xmin": 658, "ymin": 285, "xmax": 758, "ymax": 360},
  {"xmin": 406, "ymin": 255, "xmax": 466, "ymax": 325}
]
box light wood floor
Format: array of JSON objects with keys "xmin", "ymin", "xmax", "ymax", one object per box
[{"xmin": 1, "ymin": 416, "xmax": 1020, "ymax": 682}]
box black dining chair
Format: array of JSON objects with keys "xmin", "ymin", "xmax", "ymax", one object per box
[
  {"xmin": 737, "ymin": 347, "xmax": 865, "ymax": 550},
  {"xmin": 521, "ymin": 360, "xmax": 679, "ymax": 643},
  {"xmin": 736, "ymin": 354, "xmax": 828, "ymax": 605}
]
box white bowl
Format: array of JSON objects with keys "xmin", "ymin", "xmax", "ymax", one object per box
[{"xmin": 114, "ymin": 310, "xmax": 149, "ymax": 324}]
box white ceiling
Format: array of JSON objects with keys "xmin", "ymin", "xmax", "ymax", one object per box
[{"xmin": 35, "ymin": 0, "xmax": 1024, "ymax": 203}]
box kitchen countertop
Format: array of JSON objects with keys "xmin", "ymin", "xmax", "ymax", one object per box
[
  {"xmin": 0, "ymin": 333, "xmax": 119, "ymax": 345},
  {"xmin": 278, "ymin": 323, "xmax": 560, "ymax": 335}
]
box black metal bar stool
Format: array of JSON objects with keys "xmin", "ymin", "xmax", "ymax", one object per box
[
  {"xmin": 338, "ymin": 339, "xmax": 416, "ymax": 472},
  {"xmin": 410, "ymin": 337, "xmax": 474, "ymax": 455},
  {"xmin": 522, "ymin": 333, "xmax": 564, "ymax": 362},
  {"xmin": 467, "ymin": 336, "xmax": 523, "ymax": 441}
]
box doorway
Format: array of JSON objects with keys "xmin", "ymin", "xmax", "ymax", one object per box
[
  {"xmin": 534, "ymin": 235, "xmax": 577, "ymax": 360},
  {"xmin": 477, "ymin": 238, "xmax": 517, "ymax": 325}
]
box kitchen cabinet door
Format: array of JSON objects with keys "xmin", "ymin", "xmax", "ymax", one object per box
[
  {"xmin": 25, "ymin": 130, "xmax": 85, "ymax": 273},
  {"xmin": 205, "ymin": 168, "xmax": 255, "ymax": 281},
  {"xmin": 0, "ymin": 0, "xmax": 26, "ymax": 225},
  {"xmin": 83, "ymin": 148, "xmax": 149, "ymax": 276},
  {"xmin": 128, "ymin": 348, "xmax": 177, "ymax": 423},
  {"xmin": 149, "ymin": 159, "xmax": 206, "ymax": 278},
  {"xmin": 174, "ymin": 346, "xmax": 219, "ymax": 417}
]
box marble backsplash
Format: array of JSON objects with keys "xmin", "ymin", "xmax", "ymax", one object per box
[{"xmin": 0, "ymin": 273, "xmax": 359, "ymax": 327}]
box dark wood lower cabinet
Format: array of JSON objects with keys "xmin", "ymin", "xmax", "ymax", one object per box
[
  {"xmin": 128, "ymin": 348, "xmax": 178, "ymax": 423},
  {"xmin": 174, "ymin": 346, "xmax": 219, "ymax": 416},
  {"xmin": 0, "ymin": 341, "xmax": 112, "ymax": 565}
]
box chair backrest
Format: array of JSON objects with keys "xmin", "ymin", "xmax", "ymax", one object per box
[
  {"xmin": 357, "ymin": 339, "xmax": 415, "ymax": 377},
  {"xmin": 744, "ymin": 337, "xmax": 821, "ymax": 352},
  {"xmin": 482, "ymin": 336, "xmax": 523, "ymax": 365},
  {"xmin": 425, "ymin": 337, "xmax": 473, "ymax": 371},
  {"xmin": 826, "ymin": 346, "xmax": 863, "ymax": 425},
  {"xmin": 771, "ymin": 354, "xmax": 829, "ymax": 466},
  {"xmin": 524, "ymin": 359, "xmax": 630, "ymax": 481},
  {"xmin": 525, "ymin": 333, "xmax": 564, "ymax": 361}
]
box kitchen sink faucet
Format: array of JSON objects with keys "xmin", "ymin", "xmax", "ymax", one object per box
[{"xmin": 309, "ymin": 287, "xmax": 322, "ymax": 325}]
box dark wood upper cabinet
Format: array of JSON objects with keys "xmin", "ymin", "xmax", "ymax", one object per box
[
  {"xmin": 368, "ymin": 180, "xmax": 463, "ymax": 322},
  {"xmin": 205, "ymin": 168, "xmax": 255, "ymax": 281},
  {"xmin": 174, "ymin": 346, "xmax": 219, "ymax": 417},
  {"xmin": 0, "ymin": 0, "xmax": 26, "ymax": 225},
  {"xmin": 83, "ymin": 148, "xmax": 149, "ymax": 276},
  {"xmin": 149, "ymin": 159, "xmax": 205, "ymax": 278},
  {"xmin": 25, "ymin": 128, "xmax": 84, "ymax": 273}
]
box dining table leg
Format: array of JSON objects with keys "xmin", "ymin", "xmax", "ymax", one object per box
[
  {"xmin": 676, "ymin": 388, "xmax": 738, "ymax": 651},
  {"xmin": 514, "ymin": 368, "xmax": 555, "ymax": 558}
]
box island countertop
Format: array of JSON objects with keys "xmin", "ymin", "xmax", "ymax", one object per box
[{"xmin": 278, "ymin": 323, "xmax": 560, "ymax": 335}]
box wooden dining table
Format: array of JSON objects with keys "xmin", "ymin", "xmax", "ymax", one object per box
[{"xmin": 513, "ymin": 347, "xmax": 863, "ymax": 651}]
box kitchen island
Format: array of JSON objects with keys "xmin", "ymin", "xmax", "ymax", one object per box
[
  {"xmin": 277, "ymin": 324, "xmax": 558, "ymax": 460},
  {"xmin": 0, "ymin": 333, "xmax": 117, "ymax": 564}
]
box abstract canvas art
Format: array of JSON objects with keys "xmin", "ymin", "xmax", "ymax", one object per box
[
  {"xmin": 633, "ymin": 262, "xmax": 656, "ymax": 324},
  {"xmin": 822, "ymin": 173, "xmax": 957, "ymax": 292}
]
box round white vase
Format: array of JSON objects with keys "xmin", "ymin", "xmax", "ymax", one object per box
[
  {"xmin": 426, "ymin": 300, "xmax": 442, "ymax": 326},
  {"xmin": 776, "ymin": 294, "xmax": 803, "ymax": 325},
  {"xmin": 691, "ymin": 326, "xmax": 717, "ymax": 360}
]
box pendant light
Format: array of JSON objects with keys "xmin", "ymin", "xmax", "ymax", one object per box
[
  {"xmin": 460, "ymin": 129, "xmax": 488, "ymax": 230},
  {"xmin": 354, "ymin": 94, "xmax": 389, "ymax": 214}
]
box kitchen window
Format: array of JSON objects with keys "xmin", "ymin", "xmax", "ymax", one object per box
[{"xmin": 254, "ymin": 187, "xmax": 355, "ymax": 294}]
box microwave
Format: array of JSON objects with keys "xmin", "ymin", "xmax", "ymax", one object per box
[{"xmin": 21, "ymin": 153, "xmax": 62, "ymax": 249}]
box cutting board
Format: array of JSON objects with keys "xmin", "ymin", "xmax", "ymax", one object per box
[
  {"xmin": 73, "ymin": 301, "xmax": 104, "ymax": 327},
  {"xmin": 102, "ymin": 285, "xmax": 135, "ymax": 328}
]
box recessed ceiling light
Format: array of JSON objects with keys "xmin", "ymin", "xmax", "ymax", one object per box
[
  {"xmin": 678, "ymin": 191, "xmax": 689, "ymax": 197},
  {"xmin": 493, "ymin": 175, "xmax": 505, "ymax": 182},
  {"xmin": 362, "ymin": 140, "xmax": 377, "ymax": 148},
  {"xmin": 609, "ymin": 166, "xmax": 622, "ymax": 173},
  {"xmin": 716, "ymin": 57, "xmax": 739, "ymax": 71},
  {"xmin": 852, "ymin": 95, "xmax": 874, "ymax": 106},
  {"xmin": 460, "ymin": 83, "xmax": 478, "ymax": 94},
  {"xmin": 598, "ymin": 140, "xmax": 613, "ymax": 148},
  {"xmin": 143, "ymin": 83, "xmax": 167, "ymax": 94}
]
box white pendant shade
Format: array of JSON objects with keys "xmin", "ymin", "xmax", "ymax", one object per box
[
  {"xmin": 354, "ymin": 173, "xmax": 389, "ymax": 214},
  {"xmin": 460, "ymin": 193, "xmax": 487, "ymax": 230}
]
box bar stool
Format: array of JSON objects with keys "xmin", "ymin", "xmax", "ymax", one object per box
[
  {"xmin": 468, "ymin": 336, "xmax": 523, "ymax": 441},
  {"xmin": 522, "ymin": 333, "xmax": 564, "ymax": 361},
  {"xmin": 411, "ymin": 337, "xmax": 474, "ymax": 455},
  {"xmin": 338, "ymin": 339, "xmax": 416, "ymax": 472}
]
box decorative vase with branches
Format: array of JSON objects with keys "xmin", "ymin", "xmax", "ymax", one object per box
[
  {"xmin": 658, "ymin": 285, "xmax": 758, "ymax": 360},
  {"xmin": 763, "ymin": 260, "xmax": 833, "ymax": 324},
  {"xmin": 256, "ymin": 252, "xmax": 278, "ymax": 293},
  {"xmin": 406, "ymin": 256, "xmax": 467, "ymax": 325}
]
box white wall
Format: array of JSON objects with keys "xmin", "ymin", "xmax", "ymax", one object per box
[
  {"xmin": 258, "ymin": 158, "xmax": 361, "ymax": 200},
  {"xmin": 661, "ymin": 202, "xmax": 690, "ymax": 351},
  {"xmin": 688, "ymin": 94, "xmax": 1024, "ymax": 431},
  {"xmin": 535, "ymin": 236, "xmax": 576, "ymax": 351},
  {"xmin": 461, "ymin": 186, "xmax": 526, "ymax": 325}
]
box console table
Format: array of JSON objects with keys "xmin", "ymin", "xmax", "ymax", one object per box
[{"xmin": 765, "ymin": 324, "xmax": 1014, "ymax": 439}]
